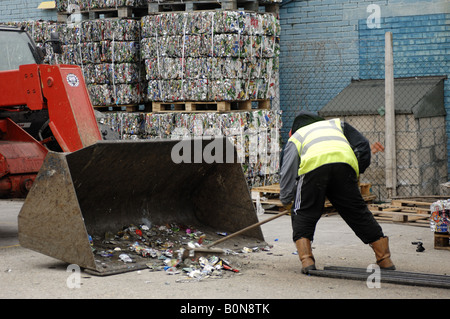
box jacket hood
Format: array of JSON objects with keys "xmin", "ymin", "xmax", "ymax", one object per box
[{"xmin": 291, "ymin": 111, "xmax": 325, "ymax": 134}]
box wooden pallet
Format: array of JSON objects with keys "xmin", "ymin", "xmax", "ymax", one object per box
[
  {"xmin": 366, "ymin": 196, "xmax": 447, "ymax": 227},
  {"xmin": 57, "ymin": 6, "xmax": 148, "ymax": 22},
  {"xmin": 58, "ymin": 0, "xmax": 280, "ymax": 17},
  {"xmin": 152, "ymin": 99, "xmax": 270, "ymax": 113},
  {"xmin": 251, "ymin": 183, "xmax": 376, "ymax": 213},
  {"xmin": 147, "ymin": 0, "xmax": 279, "ymax": 13},
  {"xmin": 252, "ymin": 186, "xmax": 448, "ymax": 235},
  {"xmin": 369, "ymin": 204, "xmax": 430, "ymax": 226},
  {"xmin": 434, "ymin": 232, "xmax": 450, "ymax": 251},
  {"xmin": 94, "ymin": 104, "xmax": 151, "ymax": 112},
  {"xmin": 57, "ymin": 0, "xmax": 280, "ymax": 22}
]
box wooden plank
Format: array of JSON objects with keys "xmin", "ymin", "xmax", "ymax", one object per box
[
  {"xmin": 434, "ymin": 233, "xmax": 450, "ymax": 250},
  {"xmin": 94, "ymin": 104, "xmax": 146, "ymax": 112},
  {"xmin": 152, "ymin": 101, "xmax": 230, "ymax": 112},
  {"xmin": 369, "ymin": 209, "xmax": 431, "ymax": 219},
  {"xmin": 390, "ymin": 199, "xmax": 434, "ymax": 208},
  {"xmin": 58, "ymin": 6, "xmax": 148, "ymax": 19},
  {"xmin": 147, "ymin": 0, "xmax": 278, "ymax": 13},
  {"xmin": 251, "ymin": 184, "xmax": 280, "ymax": 194},
  {"xmin": 252, "ymin": 183, "xmax": 372, "ymax": 197},
  {"xmin": 152, "ymin": 100, "xmax": 270, "ymax": 113},
  {"xmin": 368, "ymin": 197, "xmax": 433, "ymax": 225},
  {"xmin": 254, "ymin": 184, "xmax": 376, "ymax": 210},
  {"xmin": 258, "ymin": 198, "xmax": 282, "ymax": 206},
  {"xmin": 258, "ymin": 197, "xmax": 375, "ymax": 210}
]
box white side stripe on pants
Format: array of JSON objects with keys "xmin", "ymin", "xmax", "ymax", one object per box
[{"xmin": 294, "ymin": 175, "xmax": 305, "ymax": 214}]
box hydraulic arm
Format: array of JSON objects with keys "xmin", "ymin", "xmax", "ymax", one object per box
[{"xmin": 0, "ymin": 64, "xmax": 102, "ymax": 197}]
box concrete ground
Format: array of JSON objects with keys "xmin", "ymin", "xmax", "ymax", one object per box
[{"xmin": 1, "ymin": 199, "xmax": 449, "ymax": 304}]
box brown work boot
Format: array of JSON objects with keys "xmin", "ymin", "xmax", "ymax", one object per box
[
  {"xmin": 295, "ymin": 238, "xmax": 316, "ymax": 274},
  {"xmin": 370, "ymin": 236, "xmax": 396, "ymax": 270}
]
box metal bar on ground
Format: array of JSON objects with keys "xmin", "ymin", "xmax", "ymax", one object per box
[{"xmin": 308, "ymin": 266, "xmax": 450, "ymax": 289}]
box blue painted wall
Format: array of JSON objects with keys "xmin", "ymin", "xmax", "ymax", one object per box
[
  {"xmin": 0, "ymin": 0, "xmax": 57, "ymax": 22},
  {"xmin": 359, "ymin": 13, "xmax": 449, "ymax": 80}
]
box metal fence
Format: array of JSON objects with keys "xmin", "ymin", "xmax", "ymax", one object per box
[{"xmin": 279, "ymin": 35, "xmax": 448, "ymax": 202}]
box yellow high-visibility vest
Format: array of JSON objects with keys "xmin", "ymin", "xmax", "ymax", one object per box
[{"xmin": 288, "ymin": 118, "xmax": 359, "ymax": 176}]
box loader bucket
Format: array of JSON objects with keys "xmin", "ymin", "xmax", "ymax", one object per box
[{"xmin": 18, "ymin": 138, "xmax": 266, "ymax": 275}]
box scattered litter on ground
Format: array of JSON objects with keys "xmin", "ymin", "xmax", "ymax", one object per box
[{"xmin": 88, "ymin": 223, "xmax": 273, "ymax": 282}]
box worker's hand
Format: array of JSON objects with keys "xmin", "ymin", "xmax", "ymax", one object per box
[
  {"xmin": 283, "ymin": 202, "xmax": 293, "ymax": 212},
  {"xmin": 371, "ymin": 142, "xmax": 385, "ymax": 154}
]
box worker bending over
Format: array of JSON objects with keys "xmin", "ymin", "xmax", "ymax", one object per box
[{"xmin": 280, "ymin": 111, "xmax": 395, "ymax": 274}]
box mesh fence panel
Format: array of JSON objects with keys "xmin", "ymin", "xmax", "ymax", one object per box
[{"xmin": 280, "ymin": 36, "xmax": 448, "ymax": 202}]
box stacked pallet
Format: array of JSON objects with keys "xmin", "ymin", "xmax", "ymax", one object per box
[
  {"xmin": 429, "ymin": 198, "xmax": 450, "ymax": 250},
  {"xmin": 56, "ymin": 0, "xmax": 148, "ymax": 21},
  {"xmin": 369, "ymin": 196, "xmax": 450, "ymax": 250},
  {"xmin": 48, "ymin": 1, "xmax": 283, "ymax": 188},
  {"xmin": 367, "ymin": 197, "xmax": 442, "ymax": 227},
  {"xmin": 252, "ymin": 188, "xmax": 450, "ymax": 252},
  {"xmin": 251, "ymin": 183, "xmax": 377, "ymax": 214},
  {"xmin": 54, "ymin": 0, "xmax": 280, "ymax": 112},
  {"xmin": 55, "ymin": 0, "xmax": 281, "ymax": 17}
]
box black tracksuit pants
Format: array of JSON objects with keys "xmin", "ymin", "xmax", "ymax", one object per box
[{"xmin": 291, "ymin": 163, "xmax": 384, "ymax": 244}]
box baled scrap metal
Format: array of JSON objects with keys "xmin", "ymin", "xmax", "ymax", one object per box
[
  {"xmin": 59, "ymin": 19, "xmax": 142, "ymax": 106},
  {"xmin": 430, "ymin": 200, "xmax": 450, "ymax": 233},
  {"xmin": 100, "ymin": 110, "xmax": 282, "ymax": 187},
  {"xmin": 140, "ymin": 11, "xmax": 280, "ymax": 102},
  {"xmin": 8, "ymin": 19, "xmax": 142, "ymax": 105},
  {"xmin": 5, "ymin": 11, "xmax": 280, "ymax": 104}
]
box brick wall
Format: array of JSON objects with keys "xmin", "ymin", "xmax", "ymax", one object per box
[{"xmin": 0, "ymin": 0, "xmax": 56, "ymax": 22}]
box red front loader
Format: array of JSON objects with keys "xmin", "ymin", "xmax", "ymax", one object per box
[
  {"xmin": 0, "ymin": 26, "xmax": 102, "ymax": 197},
  {"xmin": 0, "ymin": 26, "xmax": 265, "ymax": 275}
]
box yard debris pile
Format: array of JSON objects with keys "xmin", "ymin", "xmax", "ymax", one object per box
[
  {"xmin": 430, "ymin": 199, "xmax": 450, "ymax": 233},
  {"xmin": 89, "ymin": 223, "xmax": 271, "ymax": 281}
]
